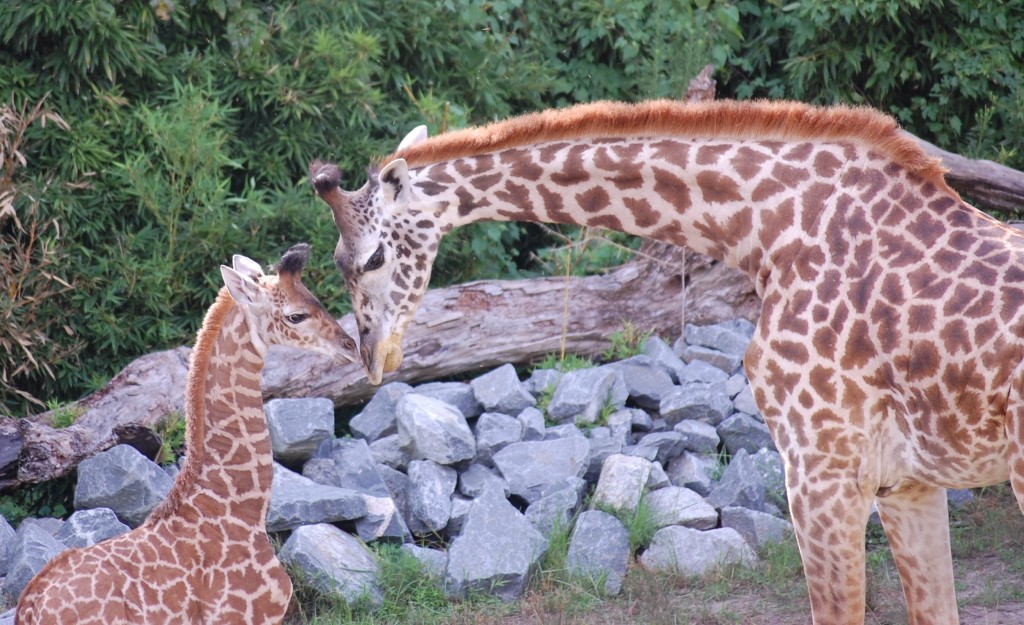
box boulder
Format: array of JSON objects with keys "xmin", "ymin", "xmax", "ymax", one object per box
[
  {"xmin": 673, "ymin": 420, "xmax": 721, "ymax": 454},
  {"xmin": 640, "ymin": 526, "xmax": 755, "ymax": 577},
  {"xmin": 546, "ymin": 367, "xmax": 619, "ymax": 425},
  {"xmin": 348, "ymin": 382, "xmax": 412, "ymax": 443},
  {"xmin": 268, "ymin": 463, "xmax": 367, "ymax": 532},
  {"xmin": 470, "ymin": 364, "xmax": 536, "ymax": 415},
  {"xmin": 279, "ymin": 524, "xmax": 381, "ymax": 606},
  {"xmin": 54, "ymin": 508, "xmax": 130, "ymax": 549},
  {"xmin": 458, "ymin": 463, "xmax": 510, "ymax": 499},
  {"xmin": 396, "ymin": 394, "xmax": 476, "ymax": 465},
  {"xmin": 721, "ymin": 506, "xmax": 794, "ymax": 551},
  {"xmin": 0, "ymin": 515, "xmax": 14, "ymax": 576},
  {"xmin": 524, "ymin": 477, "xmax": 586, "ymax": 537},
  {"xmin": 474, "ymin": 412, "xmax": 523, "ymax": 466},
  {"xmin": 665, "ymin": 451, "xmax": 720, "ymax": 496},
  {"xmin": 604, "ymin": 356, "xmax": 675, "ymax": 410},
  {"xmin": 591, "ymin": 454, "xmax": 652, "ymax": 513},
  {"xmin": 717, "ymin": 413, "xmax": 774, "ymax": 455},
  {"xmin": 566, "ymin": 510, "xmax": 630, "ymax": 595},
  {"xmin": 411, "ymin": 381, "xmax": 483, "ymax": 418},
  {"xmin": 405, "ymin": 460, "xmax": 457, "ymax": 536},
  {"xmin": 493, "ymin": 436, "xmax": 590, "ymax": 505},
  {"xmin": 368, "ymin": 434, "xmax": 407, "ymax": 470},
  {"xmin": 3, "ymin": 522, "xmax": 66, "ymax": 601},
  {"xmin": 660, "ymin": 382, "xmax": 733, "ymax": 427},
  {"xmin": 705, "ymin": 449, "xmax": 787, "ymax": 516},
  {"xmin": 644, "ymin": 486, "xmax": 718, "ymax": 530},
  {"xmin": 640, "ymin": 335, "xmax": 688, "ymax": 383},
  {"xmin": 74, "ymin": 444, "xmax": 173, "ymax": 528},
  {"xmin": 445, "ymin": 490, "xmax": 547, "ymax": 602},
  {"xmin": 516, "ymin": 407, "xmax": 546, "ymax": 442},
  {"xmin": 400, "ymin": 543, "xmax": 447, "ymax": 579},
  {"xmin": 265, "ymin": 397, "xmax": 335, "ymax": 464}
]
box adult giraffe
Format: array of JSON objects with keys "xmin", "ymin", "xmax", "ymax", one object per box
[
  {"xmin": 310, "ymin": 99, "xmax": 1024, "ymax": 625},
  {"xmin": 16, "ymin": 244, "xmax": 356, "ymax": 624}
]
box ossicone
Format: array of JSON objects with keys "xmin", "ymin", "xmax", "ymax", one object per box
[{"xmin": 277, "ymin": 243, "xmax": 311, "ymax": 276}]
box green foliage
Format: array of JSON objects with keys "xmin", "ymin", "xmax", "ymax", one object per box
[
  {"xmin": 722, "ymin": 0, "xmax": 1024, "ymax": 168},
  {"xmin": 0, "ymin": 475, "xmax": 75, "ymax": 526},
  {"xmin": 155, "ymin": 411, "xmax": 187, "ymax": 466},
  {"xmin": 601, "ymin": 321, "xmax": 653, "ymax": 362},
  {"xmin": 535, "ymin": 353, "xmax": 594, "ymax": 373},
  {"xmin": 46, "ymin": 400, "xmax": 84, "ymax": 429},
  {"xmin": 594, "ymin": 493, "xmax": 658, "ymax": 556}
]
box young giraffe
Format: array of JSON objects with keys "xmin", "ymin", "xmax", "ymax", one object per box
[
  {"xmin": 15, "ymin": 244, "xmax": 356, "ymax": 625},
  {"xmin": 310, "ymin": 99, "xmax": 1024, "ymax": 625}
]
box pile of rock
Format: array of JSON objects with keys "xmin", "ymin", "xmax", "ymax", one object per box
[{"xmin": 1, "ymin": 320, "xmax": 797, "ymax": 611}]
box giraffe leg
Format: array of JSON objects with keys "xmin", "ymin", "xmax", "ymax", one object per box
[
  {"xmin": 788, "ymin": 475, "xmax": 874, "ymax": 625},
  {"xmin": 874, "ymin": 484, "xmax": 958, "ymax": 625}
]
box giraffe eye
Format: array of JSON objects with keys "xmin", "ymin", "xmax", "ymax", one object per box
[
  {"xmin": 285, "ymin": 313, "xmax": 309, "ymax": 324},
  {"xmin": 364, "ymin": 244, "xmax": 385, "ymax": 272}
]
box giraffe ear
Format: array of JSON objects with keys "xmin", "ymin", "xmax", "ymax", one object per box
[
  {"xmin": 221, "ymin": 265, "xmax": 264, "ymax": 307},
  {"xmin": 379, "ymin": 158, "xmax": 410, "ymax": 206},
  {"xmin": 231, "ymin": 254, "xmax": 264, "ymax": 280},
  {"xmin": 396, "ymin": 125, "xmax": 428, "ymax": 152}
]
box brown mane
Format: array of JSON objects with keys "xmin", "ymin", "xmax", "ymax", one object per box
[
  {"xmin": 147, "ymin": 287, "xmax": 235, "ymax": 521},
  {"xmin": 387, "ymin": 99, "xmax": 955, "ymax": 197}
]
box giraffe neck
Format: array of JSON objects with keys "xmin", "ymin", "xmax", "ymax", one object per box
[
  {"xmin": 150, "ymin": 289, "xmax": 272, "ymax": 528},
  {"xmin": 410, "ymin": 136, "xmax": 863, "ymax": 293}
]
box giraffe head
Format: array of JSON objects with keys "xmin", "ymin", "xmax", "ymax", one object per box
[
  {"xmin": 221, "ymin": 243, "xmax": 357, "ymax": 363},
  {"xmin": 309, "ymin": 126, "xmax": 439, "ymax": 383}
]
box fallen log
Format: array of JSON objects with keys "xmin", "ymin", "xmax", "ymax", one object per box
[{"xmin": 0, "ymin": 241, "xmax": 757, "ymax": 490}]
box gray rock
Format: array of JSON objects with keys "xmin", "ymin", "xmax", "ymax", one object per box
[
  {"xmin": 524, "ymin": 477, "xmax": 586, "ymax": 537},
  {"xmin": 628, "ymin": 408, "xmax": 654, "ymax": 432},
  {"xmin": 525, "ymin": 368, "xmax": 563, "ymax": 397},
  {"xmin": 546, "ymin": 368, "xmax": 618, "ymax": 425},
  {"xmin": 717, "ymin": 413, "xmax": 774, "ymax": 455},
  {"xmin": 544, "ymin": 423, "xmax": 587, "ymax": 441},
  {"xmin": 646, "ymin": 461, "xmax": 671, "ymax": 491},
  {"xmin": 620, "ymin": 443, "xmax": 658, "ymax": 462},
  {"xmin": 396, "ymin": 394, "xmax": 476, "ymax": 465},
  {"xmin": 634, "ymin": 431, "xmax": 686, "ymax": 465},
  {"xmin": 947, "ymin": 489, "xmax": 975, "ymax": 509},
  {"xmin": 368, "ymin": 434, "xmax": 408, "ymax": 470},
  {"xmin": 0, "ymin": 515, "xmax": 14, "ymax": 576},
  {"xmin": 54, "ymin": 508, "xmax": 130, "ymax": 549},
  {"xmin": 279, "ymin": 524, "xmax": 381, "ymax": 606},
  {"xmin": 458, "ymin": 463, "xmax": 510, "ymax": 499},
  {"xmin": 308, "ymin": 439, "xmax": 409, "ymax": 541},
  {"xmin": 3, "ymin": 523, "xmax": 67, "ymax": 601},
  {"xmin": 684, "ymin": 320, "xmax": 754, "ymax": 356},
  {"xmin": 676, "ymin": 359, "xmax": 730, "ymax": 385},
  {"xmin": 680, "ymin": 345, "xmax": 743, "ymax": 375},
  {"xmin": 470, "ymin": 364, "xmax": 536, "ymax": 415},
  {"xmin": 412, "ymin": 381, "xmax": 483, "ymax": 418},
  {"xmin": 665, "ymin": 451, "xmax": 720, "ymax": 496},
  {"xmin": 17, "ymin": 517, "xmax": 64, "ymax": 536},
  {"xmin": 310, "ymin": 438, "xmax": 390, "ymax": 496},
  {"xmin": 400, "ymin": 543, "xmax": 447, "ymax": 579},
  {"xmin": 604, "ymin": 357, "xmax": 675, "ymax": 410},
  {"xmin": 725, "ymin": 372, "xmax": 748, "ymax": 398},
  {"xmin": 74, "ymin": 444, "xmax": 174, "ymax": 527},
  {"xmin": 566, "ymin": 510, "xmax": 630, "ymax": 595},
  {"xmin": 405, "ymin": 460, "xmax": 457, "ymax": 536},
  {"xmin": 269, "ymin": 463, "xmax": 367, "ymax": 532},
  {"xmin": 265, "ymin": 397, "xmax": 335, "ymax": 464},
  {"xmin": 721, "ymin": 506, "xmax": 793, "ymax": 551},
  {"xmin": 446, "ymin": 495, "xmax": 473, "ymax": 537},
  {"xmin": 641, "ymin": 335, "xmax": 688, "ymax": 383},
  {"xmin": 705, "ymin": 449, "xmax": 787, "ymax": 516},
  {"xmin": 474, "ymin": 412, "xmax": 523, "ymax": 466},
  {"xmin": 733, "ymin": 384, "xmax": 761, "ymax": 419},
  {"xmin": 517, "ymin": 407, "xmax": 546, "ymax": 442},
  {"xmin": 645, "ymin": 486, "xmax": 718, "ymax": 530},
  {"xmin": 493, "ymin": 436, "xmax": 590, "ymax": 505},
  {"xmin": 673, "ymin": 420, "xmax": 721, "ymax": 454},
  {"xmin": 0, "ymin": 609, "xmax": 13, "ymax": 625},
  {"xmin": 660, "ymin": 382, "xmax": 734, "ymax": 427},
  {"xmin": 585, "ymin": 434, "xmax": 625, "ymax": 482},
  {"xmin": 591, "ymin": 454, "xmax": 652, "ymax": 513},
  {"xmin": 640, "ymin": 526, "xmax": 755, "ymax": 577},
  {"xmin": 376, "ymin": 463, "xmax": 410, "ymax": 520},
  {"xmin": 445, "ymin": 490, "xmax": 547, "ymax": 602},
  {"xmin": 606, "ymin": 409, "xmax": 634, "ymax": 447},
  {"xmin": 349, "ymin": 382, "xmax": 412, "ymax": 443}
]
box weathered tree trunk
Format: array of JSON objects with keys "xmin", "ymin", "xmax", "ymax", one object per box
[
  {"xmin": 909, "ymin": 132, "xmax": 1024, "ymax": 216},
  {"xmin": 0, "ymin": 242, "xmax": 756, "ymax": 490}
]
